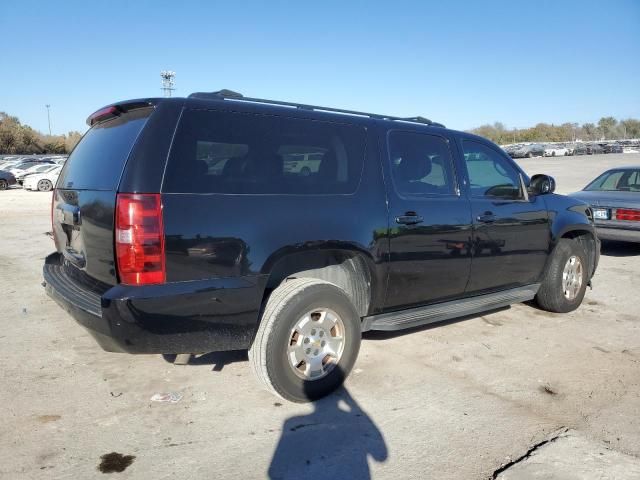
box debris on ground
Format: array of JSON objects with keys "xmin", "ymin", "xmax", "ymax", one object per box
[{"xmin": 150, "ymin": 392, "xmax": 183, "ymax": 403}]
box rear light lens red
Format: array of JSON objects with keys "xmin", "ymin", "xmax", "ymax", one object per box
[
  {"xmin": 87, "ymin": 106, "xmax": 119, "ymax": 126},
  {"xmin": 616, "ymin": 208, "xmax": 640, "ymax": 222},
  {"xmin": 115, "ymin": 193, "xmax": 166, "ymax": 285}
]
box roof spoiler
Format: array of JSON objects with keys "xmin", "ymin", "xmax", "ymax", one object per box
[{"xmin": 86, "ymin": 100, "xmax": 155, "ymax": 126}]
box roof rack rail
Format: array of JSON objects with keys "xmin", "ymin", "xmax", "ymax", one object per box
[{"xmin": 187, "ymin": 90, "xmax": 445, "ymax": 128}]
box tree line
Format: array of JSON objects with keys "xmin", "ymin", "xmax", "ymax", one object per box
[
  {"xmin": 469, "ymin": 117, "xmax": 640, "ymax": 145},
  {"xmin": 0, "ymin": 112, "xmax": 83, "ymax": 154}
]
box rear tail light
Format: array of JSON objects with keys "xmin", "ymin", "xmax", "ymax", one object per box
[
  {"xmin": 115, "ymin": 193, "xmax": 166, "ymax": 285},
  {"xmin": 616, "ymin": 208, "xmax": 640, "ymax": 222}
]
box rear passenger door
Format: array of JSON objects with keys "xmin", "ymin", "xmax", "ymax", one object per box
[
  {"xmin": 383, "ymin": 130, "xmax": 473, "ymax": 310},
  {"xmin": 458, "ymin": 139, "xmax": 550, "ymax": 293}
]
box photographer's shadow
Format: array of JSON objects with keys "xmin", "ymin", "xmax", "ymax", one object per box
[{"xmin": 268, "ymin": 377, "xmax": 387, "ymax": 480}]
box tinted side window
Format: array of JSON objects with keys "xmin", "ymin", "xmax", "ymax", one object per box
[
  {"xmin": 462, "ymin": 140, "xmax": 522, "ymax": 199},
  {"xmin": 388, "ymin": 131, "xmax": 457, "ymax": 195},
  {"xmin": 164, "ymin": 110, "xmax": 365, "ymax": 194}
]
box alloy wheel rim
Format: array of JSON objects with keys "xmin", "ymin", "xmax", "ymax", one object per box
[
  {"xmin": 562, "ymin": 255, "xmax": 583, "ymax": 300},
  {"xmin": 287, "ymin": 308, "xmax": 345, "ymax": 381}
]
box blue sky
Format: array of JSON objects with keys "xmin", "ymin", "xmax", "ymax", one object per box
[{"xmin": 1, "ymin": 0, "xmax": 639, "ymax": 135}]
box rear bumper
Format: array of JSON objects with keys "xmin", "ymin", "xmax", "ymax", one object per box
[
  {"xmin": 43, "ymin": 253, "xmax": 266, "ymax": 354},
  {"xmin": 595, "ymin": 226, "xmax": 640, "ymax": 243}
]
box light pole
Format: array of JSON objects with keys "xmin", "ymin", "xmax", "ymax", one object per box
[
  {"xmin": 160, "ymin": 71, "xmax": 176, "ymax": 97},
  {"xmin": 45, "ymin": 104, "xmax": 51, "ymax": 136}
]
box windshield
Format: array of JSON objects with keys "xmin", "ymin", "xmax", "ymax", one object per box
[
  {"xmin": 30, "ymin": 164, "xmax": 52, "ymax": 173},
  {"xmin": 584, "ymin": 169, "xmax": 640, "ymax": 192}
]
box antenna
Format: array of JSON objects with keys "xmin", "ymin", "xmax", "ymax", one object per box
[{"xmin": 160, "ymin": 70, "xmax": 176, "ymax": 97}]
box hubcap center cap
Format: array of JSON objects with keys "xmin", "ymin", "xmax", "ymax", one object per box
[{"xmin": 287, "ymin": 308, "xmax": 346, "ymax": 381}]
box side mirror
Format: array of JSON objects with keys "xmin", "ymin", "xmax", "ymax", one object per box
[{"xmin": 529, "ymin": 174, "xmax": 556, "ymax": 195}]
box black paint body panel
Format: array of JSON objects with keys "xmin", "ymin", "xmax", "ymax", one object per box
[{"xmin": 44, "ymin": 96, "xmax": 599, "ymax": 354}]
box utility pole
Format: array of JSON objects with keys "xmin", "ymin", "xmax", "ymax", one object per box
[{"xmin": 45, "ymin": 104, "xmax": 51, "ymax": 135}]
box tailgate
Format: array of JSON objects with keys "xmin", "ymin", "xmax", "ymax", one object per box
[{"xmin": 53, "ymin": 107, "xmax": 153, "ymax": 286}]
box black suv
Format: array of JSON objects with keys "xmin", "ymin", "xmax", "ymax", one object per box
[{"xmin": 44, "ymin": 91, "xmax": 599, "ymax": 402}]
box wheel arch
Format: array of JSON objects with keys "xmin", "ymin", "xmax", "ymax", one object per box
[
  {"xmin": 261, "ymin": 247, "xmax": 378, "ymax": 318},
  {"xmin": 548, "ymin": 223, "xmax": 598, "ymax": 280}
]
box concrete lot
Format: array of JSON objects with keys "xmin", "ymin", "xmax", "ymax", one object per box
[{"xmin": 1, "ymin": 153, "xmax": 639, "ymax": 479}]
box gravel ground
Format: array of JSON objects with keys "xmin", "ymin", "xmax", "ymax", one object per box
[{"xmin": 1, "ymin": 153, "xmax": 639, "ymax": 479}]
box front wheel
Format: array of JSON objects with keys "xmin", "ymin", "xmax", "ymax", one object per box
[
  {"xmin": 535, "ymin": 239, "xmax": 589, "ymax": 313},
  {"xmin": 0, "ymin": 179, "xmax": 7, "ymax": 190},
  {"xmin": 249, "ymin": 278, "xmax": 361, "ymax": 402},
  {"xmin": 37, "ymin": 179, "xmax": 53, "ymax": 192}
]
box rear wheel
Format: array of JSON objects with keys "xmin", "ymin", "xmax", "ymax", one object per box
[
  {"xmin": 527, "ymin": 152, "xmax": 533, "ymax": 158},
  {"xmin": 37, "ymin": 179, "xmax": 53, "ymax": 192},
  {"xmin": 249, "ymin": 278, "xmax": 361, "ymax": 402},
  {"xmin": 0, "ymin": 179, "xmax": 7, "ymax": 190},
  {"xmin": 536, "ymin": 239, "xmax": 588, "ymax": 313}
]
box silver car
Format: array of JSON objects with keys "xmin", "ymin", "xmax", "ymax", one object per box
[{"xmin": 570, "ymin": 166, "xmax": 640, "ymax": 243}]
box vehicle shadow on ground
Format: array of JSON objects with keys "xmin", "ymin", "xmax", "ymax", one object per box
[
  {"xmin": 268, "ymin": 375, "xmax": 387, "ymax": 479},
  {"xmin": 363, "ymin": 306, "xmax": 510, "ymax": 340},
  {"xmin": 600, "ymin": 240, "xmax": 640, "ymax": 257},
  {"xmin": 161, "ymin": 350, "xmax": 248, "ymax": 371}
]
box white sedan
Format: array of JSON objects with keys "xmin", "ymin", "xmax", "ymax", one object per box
[
  {"xmin": 544, "ymin": 146, "xmax": 569, "ymax": 157},
  {"xmin": 23, "ymin": 165, "xmax": 62, "ymax": 192},
  {"xmin": 16, "ymin": 163, "xmax": 60, "ymax": 184}
]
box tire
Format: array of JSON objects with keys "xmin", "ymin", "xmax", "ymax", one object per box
[
  {"xmin": 535, "ymin": 238, "xmax": 589, "ymax": 313},
  {"xmin": 37, "ymin": 179, "xmax": 53, "ymax": 192},
  {"xmin": 300, "ymin": 166, "xmax": 311, "ymax": 177},
  {"xmin": 249, "ymin": 277, "xmax": 361, "ymax": 402},
  {"xmin": 551, "ymin": 151, "xmax": 556, "ymax": 157},
  {"xmin": 527, "ymin": 152, "xmax": 533, "ymax": 158},
  {"xmin": 0, "ymin": 179, "xmax": 7, "ymax": 190}
]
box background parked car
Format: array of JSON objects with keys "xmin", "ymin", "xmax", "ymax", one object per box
[
  {"xmin": 23, "ymin": 165, "xmax": 62, "ymax": 191},
  {"xmin": 586, "ymin": 143, "xmax": 605, "ymax": 155},
  {"xmin": 570, "ymin": 166, "xmax": 640, "ymax": 243},
  {"xmin": 0, "ymin": 170, "xmax": 17, "ymax": 190},
  {"xmin": 604, "ymin": 143, "xmax": 623, "ymax": 154},
  {"xmin": 544, "ymin": 145, "xmax": 568, "ymax": 157},
  {"xmin": 509, "ymin": 143, "xmax": 546, "ymax": 158},
  {"xmin": 7, "ymin": 159, "xmax": 55, "ymax": 177},
  {"xmin": 0, "ymin": 159, "xmax": 26, "ymax": 170},
  {"xmin": 15, "ymin": 163, "xmax": 61, "ymax": 185},
  {"xmin": 568, "ymin": 143, "xmax": 588, "ymax": 156}
]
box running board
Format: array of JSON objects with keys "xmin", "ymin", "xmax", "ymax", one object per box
[{"xmin": 361, "ymin": 284, "xmax": 540, "ymax": 332}]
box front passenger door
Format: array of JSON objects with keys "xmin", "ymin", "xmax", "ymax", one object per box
[{"xmin": 460, "ymin": 139, "xmax": 550, "ymax": 294}]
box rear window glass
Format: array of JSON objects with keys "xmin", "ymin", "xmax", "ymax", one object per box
[
  {"xmin": 57, "ymin": 108, "xmax": 151, "ymax": 190},
  {"xmin": 585, "ymin": 169, "xmax": 640, "ymax": 191},
  {"xmin": 163, "ymin": 110, "xmax": 365, "ymax": 194}
]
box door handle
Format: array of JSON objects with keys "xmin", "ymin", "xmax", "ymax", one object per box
[
  {"xmin": 477, "ymin": 212, "xmax": 497, "ymax": 223},
  {"xmin": 396, "ymin": 214, "xmax": 424, "ymax": 225}
]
